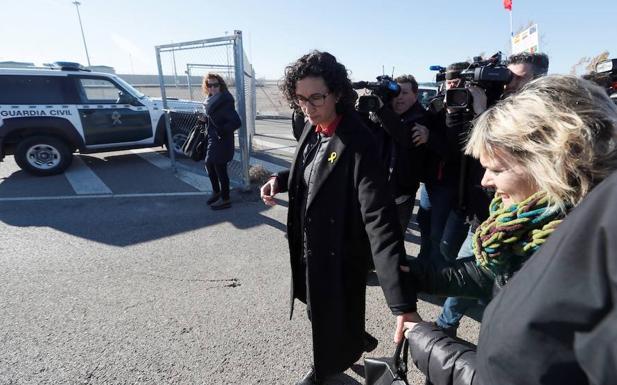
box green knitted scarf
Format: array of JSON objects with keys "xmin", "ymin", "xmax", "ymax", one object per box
[{"xmin": 473, "ymin": 192, "xmax": 565, "ymax": 275}]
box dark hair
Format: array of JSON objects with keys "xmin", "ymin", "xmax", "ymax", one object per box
[
  {"xmin": 446, "ymin": 61, "xmax": 470, "ymax": 80},
  {"xmin": 280, "ymin": 50, "xmax": 357, "ymax": 114},
  {"xmin": 395, "ymin": 74, "xmax": 419, "ymax": 94},
  {"xmin": 507, "ymin": 52, "xmax": 550, "ymax": 78},
  {"xmin": 202, "ymin": 72, "xmax": 229, "ymax": 94}
]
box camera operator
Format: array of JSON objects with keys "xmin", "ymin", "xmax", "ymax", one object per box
[
  {"xmin": 504, "ymin": 51, "xmax": 550, "ymax": 96},
  {"xmin": 416, "ymin": 62, "xmax": 472, "ymax": 266},
  {"xmin": 369, "ymin": 74, "xmax": 430, "ymax": 230}
]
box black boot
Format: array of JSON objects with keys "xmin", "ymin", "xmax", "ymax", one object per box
[
  {"xmin": 210, "ymin": 197, "xmax": 231, "ymax": 210},
  {"xmin": 206, "ymin": 192, "xmax": 221, "ymax": 205},
  {"xmin": 296, "ymin": 368, "xmax": 321, "ymax": 385},
  {"xmin": 363, "ymin": 331, "xmax": 379, "ymax": 352}
]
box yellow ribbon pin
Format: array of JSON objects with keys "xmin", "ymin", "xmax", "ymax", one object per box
[{"xmin": 327, "ymin": 152, "xmax": 337, "ymax": 164}]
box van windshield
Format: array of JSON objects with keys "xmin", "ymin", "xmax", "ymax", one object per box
[{"xmin": 113, "ymin": 76, "xmax": 146, "ymax": 99}]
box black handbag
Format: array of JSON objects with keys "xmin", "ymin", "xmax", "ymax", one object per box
[
  {"xmin": 364, "ymin": 338, "xmax": 409, "ymax": 385},
  {"xmin": 182, "ymin": 122, "xmax": 206, "ymax": 161}
]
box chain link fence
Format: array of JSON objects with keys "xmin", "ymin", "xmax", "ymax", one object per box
[{"xmin": 155, "ymin": 31, "xmax": 255, "ymax": 189}]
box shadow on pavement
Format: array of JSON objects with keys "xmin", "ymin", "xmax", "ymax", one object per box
[
  {"xmin": 324, "ymin": 372, "xmax": 362, "ymax": 385},
  {"xmin": 0, "ymin": 188, "xmax": 287, "ymax": 247}
]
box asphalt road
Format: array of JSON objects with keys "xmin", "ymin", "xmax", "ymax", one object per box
[{"xmin": 0, "ymin": 122, "xmax": 481, "ymax": 385}]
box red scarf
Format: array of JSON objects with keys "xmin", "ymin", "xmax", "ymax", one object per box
[{"xmin": 315, "ymin": 115, "xmax": 342, "ymax": 137}]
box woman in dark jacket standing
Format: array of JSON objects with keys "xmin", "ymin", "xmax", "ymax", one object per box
[
  {"xmin": 260, "ymin": 51, "xmax": 418, "ymax": 385},
  {"xmin": 200, "ymin": 73, "xmax": 241, "ymax": 210},
  {"xmin": 403, "ymin": 75, "xmax": 617, "ymax": 385}
]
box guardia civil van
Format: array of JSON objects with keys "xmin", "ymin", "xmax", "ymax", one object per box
[{"xmin": 0, "ymin": 62, "xmax": 198, "ymax": 175}]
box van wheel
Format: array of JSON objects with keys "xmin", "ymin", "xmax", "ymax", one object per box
[{"xmin": 15, "ymin": 136, "xmax": 73, "ymax": 176}]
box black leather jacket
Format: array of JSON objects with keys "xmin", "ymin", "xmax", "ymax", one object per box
[{"xmin": 406, "ymin": 257, "xmax": 510, "ymax": 303}]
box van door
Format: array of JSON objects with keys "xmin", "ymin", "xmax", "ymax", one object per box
[{"xmin": 72, "ymin": 76, "xmax": 152, "ymax": 146}]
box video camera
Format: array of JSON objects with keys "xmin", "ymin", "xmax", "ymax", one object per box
[
  {"xmin": 446, "ymin": 52, "xmax": 512, "ymax": 110},
  {"xmin": 430, "ymin": 65, "xmax": 447, "ymax": 84},
  {"xmin": 595, "ymin": 59, "xmax": 617, "ymax": 102},
  {"xmin": 352, "ymin": 75, "xmax": 401, "ymax": 114}
]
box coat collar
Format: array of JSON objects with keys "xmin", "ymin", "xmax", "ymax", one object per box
[
  {"xmin": 289, "ymin": 113, "xmax": 354, "ymax": 212},
  {"xmin": 204, "ymin": 90, "xmax": 233, "ymax": 114}
]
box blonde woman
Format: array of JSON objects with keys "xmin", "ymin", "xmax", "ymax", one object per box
[{"xmin": 403, "ymin": 75, "xmax": 617, "ymax": 385}]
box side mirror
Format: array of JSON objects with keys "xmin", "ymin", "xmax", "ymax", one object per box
[{"xmin": 117, "ymin": 91, "xmax": 139, "ymax": 105}]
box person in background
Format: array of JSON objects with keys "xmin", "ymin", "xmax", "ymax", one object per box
[
  {"xmin": 404, "ymin": 75, "xmax": 617, "ymax": 385},
  {"xmin": 371, "ymin": 74, "xmax": 429, "ymax": 231},
  {"xmin": 291, "ymin": 108, "xmax": 306, "ymax": 141},
  {"xmin": 199, "ymin": 73, "xmax": 241, "ymax": 210},
  {"xmin": 260, "ymin": 51, "xmax": 418, "ymax": 385},
  {"xmin": 416, "ymin": 62, "xmax": 470, "ymax": 265}
]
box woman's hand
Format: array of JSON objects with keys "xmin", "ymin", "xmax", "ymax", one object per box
[
  {"xmin": 403, "ymin": 320, "xmax": 421, "ymax": 339},
  {"xmin": 395, "ymin": 311, "xmax": 423, "ymax": 343},
  {"xmin": 260, "ymin": 176, "xmax": 279, "ymax": 206}
]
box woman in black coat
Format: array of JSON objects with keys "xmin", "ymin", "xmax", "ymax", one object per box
[
  {"xmin": 403, "ymin": 75, "xmax": 617, "ymax": 385},
  {"xmin": 259, "ymin": 51, "xmax": 419, "ymax": 385},
  {"xmin": 200, "ymin": 73, "xmax": 241, "ymax": 210}
]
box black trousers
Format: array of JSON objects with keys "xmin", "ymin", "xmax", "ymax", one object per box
[{"xmin": 205, "ymin": 162, "xmax": 230, "ymax": 200}]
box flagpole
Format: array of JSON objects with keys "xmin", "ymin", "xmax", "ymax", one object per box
[{"xmin": 509, "ymin": 6, "xmax": 513, "ymax": 54}]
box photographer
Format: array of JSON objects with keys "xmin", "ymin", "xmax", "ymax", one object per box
[{"xmin": 368, "ymin": 74, "xmax": 430, "ymax": 230}]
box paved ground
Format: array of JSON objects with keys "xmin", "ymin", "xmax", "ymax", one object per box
[{"xmin": 0, "ymin": 119, "xmax": 481, "ymax": 384}]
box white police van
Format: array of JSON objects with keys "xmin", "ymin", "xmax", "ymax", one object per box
[{"xmin": 0, "ymin": 62, "xmax": 198, "ymax": 176}]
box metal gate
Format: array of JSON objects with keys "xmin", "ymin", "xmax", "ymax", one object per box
[{"xmin": 154, "ymin": 31, "xmax": 256, "ymax": 189}]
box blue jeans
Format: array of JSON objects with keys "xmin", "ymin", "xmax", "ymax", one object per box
[
  {"xmin": 436, "ymin": 229, "xmax": 486, "ymax": 329},
  {"xmin": 416, "ymin": 183, "xmax": 456, "ymax": 264},
  {"xmin": 440, "ymin": 209, "xmax": 470, "ymax": 263},
  {"xmin": 416, "ymin": 185, "xmax": 431, "ymax": 260}
]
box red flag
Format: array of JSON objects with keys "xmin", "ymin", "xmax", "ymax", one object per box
[{"xmin": 504, "ymin": 0, "xmax": 512, "ymax": 11}]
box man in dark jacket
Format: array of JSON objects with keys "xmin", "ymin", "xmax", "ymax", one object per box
[
  {"xmin": 416, "ymin": 62, "xmax": 470, "ymax": 264},
  {"xmin": 372, "ymin": 74, "xmax": 430, "ymax": 230},
  {"xmin": 406, "ymin": 170, "xmax": 617, "ymax": 385}
]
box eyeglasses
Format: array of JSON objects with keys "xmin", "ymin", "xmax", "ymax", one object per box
[
  {"xmin": 293, "ymin": 92, "xmax": 330, "ymax": 107},
  {"xmin": 206, "ymin": 83, "xmax": 220, "ymax": 88}
]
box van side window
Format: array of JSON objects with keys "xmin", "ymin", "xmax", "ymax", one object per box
[
  {"xmin": 0, "ymin": 75, "xmax": 75, "ymax": 104},
  {"xmin": 77, "ymin": 78, "xmax": 127, "ymax": 104}
]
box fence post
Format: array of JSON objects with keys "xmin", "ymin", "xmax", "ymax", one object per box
[
  {"xmin": 233, "ymin": 30, "xmax": 250, "ymax": 190},
  {"xmin": 186, "ymin": 64, "xmax": 194, "ymax": 101},
  {"xmin": 155, "ymin": 46, "xmax": 177, "ymax": 172}
]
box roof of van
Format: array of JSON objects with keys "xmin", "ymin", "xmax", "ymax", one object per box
[{"xmin": 0, "ymin": 67, "xmax": 111, "ymax": 77}]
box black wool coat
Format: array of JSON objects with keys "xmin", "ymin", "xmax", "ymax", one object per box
[
  {"xmin": 203, "ymin": 90, "xmax": 241, "ymax": 164},
  {"xmin": 276, "ymin": 111, "xmax": 415, "ymax": 377}
]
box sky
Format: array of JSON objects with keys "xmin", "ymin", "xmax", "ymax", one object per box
[{"xmin": 2, "ymin": 0, "xmax": 616, "ymax": 83}]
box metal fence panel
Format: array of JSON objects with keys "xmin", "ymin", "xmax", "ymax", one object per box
[{"xmin": 154, "ymin": 31, "xmax": 255, "ymax": 189}]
